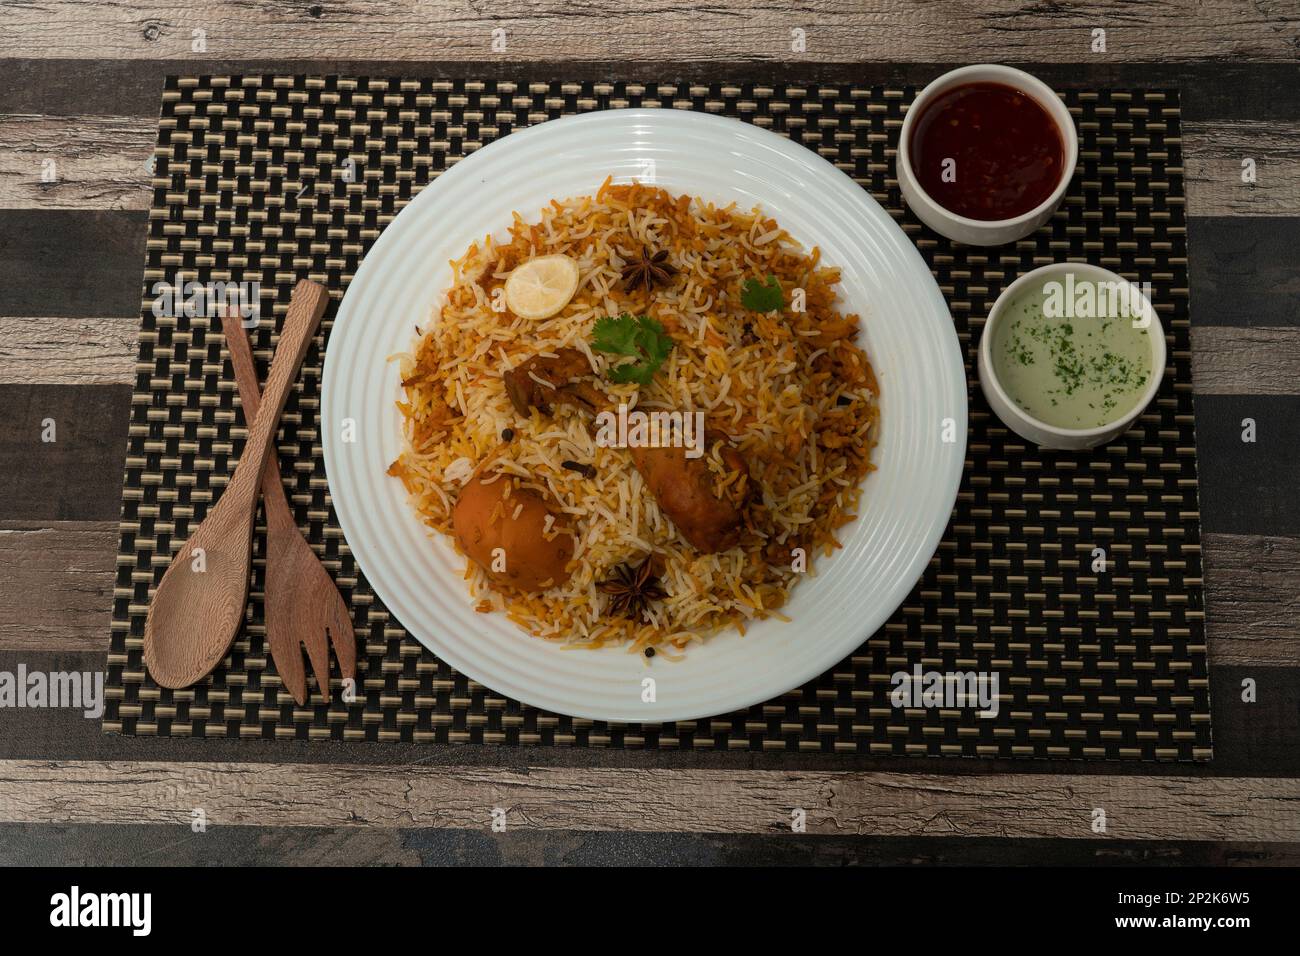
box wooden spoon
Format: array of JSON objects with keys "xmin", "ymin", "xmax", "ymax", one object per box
[
  {"xmin": 143, "ymin": 280, "xmax": 331, "ymax": 689},
  {"xmin": 220, "ymin": 310, "xmax": 356, "ymax": 705}
]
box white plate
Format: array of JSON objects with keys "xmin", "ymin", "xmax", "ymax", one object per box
[{"xmin": 322, "ymin": 109, "xmax": 967, "ymax": 723}]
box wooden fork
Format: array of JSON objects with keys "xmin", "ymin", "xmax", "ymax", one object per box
[
  {"xmin": 144, "ymin": 280, "xmax": 330, "ymax": 690},
  {"xmin": 221, "ymin": 307, "xmax": 357, "ymax": 706}
]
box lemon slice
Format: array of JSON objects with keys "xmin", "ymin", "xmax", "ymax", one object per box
[{"xmin": 504, "ymin": 254, "xmax": 580, "ymax": 320}]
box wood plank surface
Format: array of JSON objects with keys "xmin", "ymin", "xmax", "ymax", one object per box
[
  {"xmin": 0, "ymin": 1, "xmax": 1296, "ymax": 63},
  {"xmin": 0, "ymin": 385, "xmax": 133, "ymax": 522},
  {"xmin": 1194, "ymin": 395, "xmax": 1300, "ymax": 537},
  {"xmin": 0, "ymin": 114, "xmax": 154, "ymax": 211},
  {"xmin": 1184, "ymin": 120, "xmax": 1300, "ymax": 218},
  {"xmin": 0, "ymin": 648, "xmax": 1292, "ymax": 778},
  {"xmin": 1191, "ymin": 327, "xmax": 1300, "ymax": 395},
  {"xmin": 1, "ymin": 58, "xmax": 1297, "ymax": 120},
  {"xmin": 0, "ymin": 317, "xmax": 139, "ymax": 385},
  {"xmin": 5, "ymin": 320, "xmax": 1297, "ymax": 392},
  {"xmin": 5, "ymin": 822, "xmax": 1299, "ymax": 866},
  {"xmin": 0, "ymin": 3, "xmax": 1298, "ymax": 865},
  {"xmin": 1202, "ymin": 533, "xmax": 1300, "ymax": 667},
  {"xmin": 0, "ymin": 210, "xmax": 147, "ymax": 318},
  {"xmin": 2, "ymin": 759, "xmax": 1298, "ymax": 840},
  {"xmin": 1190, "ymin": 217, "xmax": 1300, "ymax": 328},
  {"xmin": 1, "ymin": 114, "xmax": 1296, "ymax": 217},
  {"xmin": 0, "ymin": 522, "xmax": 119, "ymax": 653},
  {"xmin": 0, "ymin": 520, "xmax": 1294, "ymax": 665}
]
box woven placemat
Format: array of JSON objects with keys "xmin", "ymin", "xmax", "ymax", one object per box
[{"xmin": 103, "ymin": 76, "xmax": 1210, "ymax": 759}]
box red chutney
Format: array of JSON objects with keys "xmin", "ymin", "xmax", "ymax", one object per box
[{"xmin": 909, "ymin": 82, "xmax": 1065, "ymax": 221}]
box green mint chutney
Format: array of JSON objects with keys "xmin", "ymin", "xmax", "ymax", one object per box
[{"xmin": 989, "ymin": 281, "xmax": 1154, "ymax": 429}]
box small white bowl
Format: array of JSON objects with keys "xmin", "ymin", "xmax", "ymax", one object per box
[
  {"xmin": 897, "ymin": 64, "xmax": 1079, "ymax": 246},
  {"xmin": 978, "ymin": 262, "xmax": 1166, "ymax": 450}
]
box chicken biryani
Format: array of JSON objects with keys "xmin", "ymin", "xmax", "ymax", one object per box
[{"xmin": 388, "ymin": 178, "xmax": 879, "ymax": 656}]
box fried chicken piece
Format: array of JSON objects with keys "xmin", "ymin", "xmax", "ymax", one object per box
[
  {"xmin": 502, "ymin": 348, "xmax": 751, "ymax": 554},
  {"xmin": 628, "ymin": 437, "xmax": 748, "ymax": 553}
]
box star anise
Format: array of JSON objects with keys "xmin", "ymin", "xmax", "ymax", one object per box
[
  {"xmin": 620, "ymin": 247, "xmax": 676, "ymax": 294},
  {"xmin": 598, "ymin": 556, "xmax": 668, "ymax": 622}
]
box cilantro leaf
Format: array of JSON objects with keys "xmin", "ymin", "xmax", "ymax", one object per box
[
  {"xmin": 591, "ymin": 313, "xmax": 643, "ymax": 357},
  {"xmin": 741, "ymin": 275, "xmax": 784, "ymax": 313},
  {"xmin": 591, "ymin": 313, "xmax": 674, "ymax": 386}
]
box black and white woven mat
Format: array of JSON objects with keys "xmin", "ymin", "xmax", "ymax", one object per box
[{"xmin": 102, "ymin": 76, "xmax": 1210, "ymax": 759}]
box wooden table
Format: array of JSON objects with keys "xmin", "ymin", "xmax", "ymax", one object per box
[{"xmin": 1, "ymin": 1, "xmax": 1297, "ymax": 865}]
